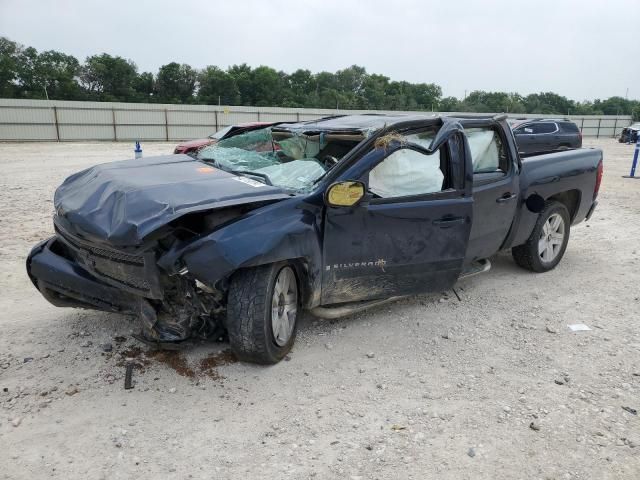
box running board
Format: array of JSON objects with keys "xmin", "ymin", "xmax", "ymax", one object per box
[
  {"xmin": 309, "ymin": 296, "xmax": 405, "ymax": 320},
  {"xmin": 459, "ymin": 258, "xmax": 491, "ymax": 279}
]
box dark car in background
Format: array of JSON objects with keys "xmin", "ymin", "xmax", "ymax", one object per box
[
  {"xmin": 173, "ymin": 122, "xmax": 275, "ymax": 157},
  {"xmin": 511, "ymin": 118, "xmax": 582, "ymax": 156},
  {"xmin": 618, "ymin": 122, "xmax": 640, "ymax": 143}
]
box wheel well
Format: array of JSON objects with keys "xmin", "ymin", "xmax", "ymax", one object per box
[
  {"xmin": 287, "ymin": 258, "xmax": 314, "ymax": 308},
  {"xmin": 547, "ymin": 190, "xmax": 580, "ymax": 221}
]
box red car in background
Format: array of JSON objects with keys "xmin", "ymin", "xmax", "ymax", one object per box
[{"xmin": 173, "ymin": 122, "xmax": 275, "ymax": 157}]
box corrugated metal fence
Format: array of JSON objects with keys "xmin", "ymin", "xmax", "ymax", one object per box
[{"xmin": 0, "ymin": 98, "xmax": 633, "ymax": 141}]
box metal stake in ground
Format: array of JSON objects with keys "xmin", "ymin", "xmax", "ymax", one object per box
[
  {"xmin": 124, "ymin": 362, "xmax": 134, "ymax": 389},
  {"xmin": 623, "ymin": 136, "xmax": 640, "ymax": 179}
]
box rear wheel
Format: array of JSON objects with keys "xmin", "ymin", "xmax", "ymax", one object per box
[
  {"xmin": 226, "ymin": 263, "xmax": 299, "ymax": 364},
  {"xmin": 512, "ymin": 201, "xmax": 570, "ymax": 272}
]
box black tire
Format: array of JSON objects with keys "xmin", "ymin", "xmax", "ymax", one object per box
[
  {"xmin": 226, "ymin": 262, "xmax": 299, "ymax": 364},
  {"xmin": 512, "ymin": 201, "xmax": 571, "ymax": 273}
]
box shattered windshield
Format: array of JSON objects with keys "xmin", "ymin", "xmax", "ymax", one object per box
[{"xmin": 197, "ymin": 126, "xmax": 364, "ymax": 192}]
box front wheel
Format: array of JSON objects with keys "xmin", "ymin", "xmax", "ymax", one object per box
[
  {"xmin": 512, "ymin": 201, "xmax": 570, "ymax": 272},
  {"xmin": 226, "ymin": 263, "xmax": 299, "ymax": 364}
]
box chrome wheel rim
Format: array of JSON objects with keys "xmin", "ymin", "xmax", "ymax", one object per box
[
  {"xmin": 538, "ymin": 213, "xmax": 565, "ymax": 263},
  {"xmin": 271, "ymin": 267, "xmax": 297, "ymax": 347}
]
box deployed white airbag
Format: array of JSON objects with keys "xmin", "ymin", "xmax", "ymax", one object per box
[
  {"xmin": 467, "ymin": 129, "xmax": 500, "ymax": 172},
  {"xmin": 369, "ymin": 148, "xmax": 444, "ymax": 198}
]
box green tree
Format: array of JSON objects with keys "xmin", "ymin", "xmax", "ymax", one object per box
[
  {"xmin": 80, "ymin": 53, "xmax": 138, "ymax": 101},
  {"xmin": 463, "ymin": 91, "xmax": 510, "ymax": 113},
  {"xmin": 156, "ymin": 62, "xmax": 196, "ymax": 103},
  {"xmin": 593, "ymin": 96, "xmax": 633, "ymax": 115},
  {"xmin": 523, "ymin": 92, "xmax": 574, "ymax": 115},
  {"xmin": 197, "ymin": 66, "xmax": 239, "ymax": 105},
  {"xmin": 361, "ymin": 73, "xmax": 390, "ymax": 110},
  {"xmin": 409, "ymin": 82, "xmax": 442, "ymax": 111},
  {"xmin": 315, "ymin": 71, "xmax": 340, "ymax": 108},
  {"xmin": 282, "ymin": 69, "xmax": 316, "ymax": 107},
  {"xmin": 334, "ymin": 65, "xmax": 368, "ymax": 108},
  {"xmin": 35, "ymin": 50, "xmax": 81, "ymax": 99},
  {"xmin": 385, "ymin": 81, "xmax": 418, "ymax": 110},
  {"xmin": 3, "ymin": 35, "xmax": 640, "ymax": 114},
  {"xmin": 133, "ymin": 72, "xmax": 155, "ymax": 101},
  {"xmin": 14, "ymin": 47, "xmax": 41, "ymax": 97},
  {"xmin": 438, "ymin": 96, "xmax": 461, "ymax": 112},
  {"xmin": 227, "ymin": 64, "xmax": 255, "ymax": 105},
  {"xmin": 0, "ymin": 37, "xmax": 20, "ymax": 97},
  {"xmin": 250, "ymin": 66, "xmax": 285, "ymax": 106}
]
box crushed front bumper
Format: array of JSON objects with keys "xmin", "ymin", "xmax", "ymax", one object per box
[
  {"xmin": 26, "ymin": 236, "xmax": 221, "ymax": 344},
  {"xmin": 26, "ymin": 237, "xmax": 139, "ymax": 314}
]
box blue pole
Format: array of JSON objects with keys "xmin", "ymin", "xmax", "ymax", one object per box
[{"xmin": 630, "ymin": 136, "xmax": 640, "ymax": 177}]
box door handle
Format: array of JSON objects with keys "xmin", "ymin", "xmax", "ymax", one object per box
[
  {"xmin": 496, "ymin": 193, "xmax": 517, "ymax": 203},
  {"xmin": 433, "ymin": 216, "xmax": 465, "ymax": 227}
]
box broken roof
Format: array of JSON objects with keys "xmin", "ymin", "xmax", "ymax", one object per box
[
  {"xmin": 273, "ymin": 113, "xmax": 505, "ymax": 135},
  {"xmin": 273, "ymin": 113, "xmax": 440, "ymax": 134}
]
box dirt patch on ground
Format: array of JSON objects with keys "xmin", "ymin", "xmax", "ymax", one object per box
[
  {"xmin": 199, "ymin": 350, "xmax": 238, "ymax": 380},
  {"xmin": 115, "ymin": 344, "xmax": 236, "ymax": 380},
  {"xmin": 145, "ymin": 350, "xmax": 196, "ymax": 378}
]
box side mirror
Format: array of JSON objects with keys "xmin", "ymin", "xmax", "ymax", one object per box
[{"xmin": 325, "ymin": 181, "xmax": 366, "ymax": 208}]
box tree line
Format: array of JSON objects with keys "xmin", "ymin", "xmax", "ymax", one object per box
[{"xmin": 1, "ymin": 36, "xmax": 639, "ymax": 120}]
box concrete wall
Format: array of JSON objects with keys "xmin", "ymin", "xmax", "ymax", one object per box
[{"xmin": 0, "ymin": 98, "xmax": 633, "ymax": 141}]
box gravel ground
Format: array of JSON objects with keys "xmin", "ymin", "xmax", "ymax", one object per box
[{"xmin": 0, "ymin": 139, "xmax": 639, "ymax": 479}]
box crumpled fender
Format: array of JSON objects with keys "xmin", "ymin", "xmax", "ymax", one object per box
[{"xmin": 158, "ymin": 196, "xmax": 324, "ymax": 307}]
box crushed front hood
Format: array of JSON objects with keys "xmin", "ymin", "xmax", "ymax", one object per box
[{"xmin": 54, "ymin": 154, "xmax": 290, "ymax": 245}]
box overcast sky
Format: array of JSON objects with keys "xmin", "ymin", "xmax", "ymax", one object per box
[{"xmin": 1, "ymin": 0, "xmax": 638, "ymax": 101}]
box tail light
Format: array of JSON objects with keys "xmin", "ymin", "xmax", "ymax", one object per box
[{"xmin": 593, "ymin": 159, "xmax": 603, "ymax": 200}]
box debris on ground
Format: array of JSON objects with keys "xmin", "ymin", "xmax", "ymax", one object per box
[
  {"xmin": 568, "ymin": 324, "xmax": 592, "ymax": 332},
  {"xmin": 124, "ymin": 363, "xmax": 134, "ymax": 390}
]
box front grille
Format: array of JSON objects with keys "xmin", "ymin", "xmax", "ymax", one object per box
[
  {"xmin": 58, "ymin": 230, "xmax": 144, "ymax": 266},
  {"xmin": 55, "ymin": 225, "xmax": 158, "ymax": 296},
  {"xmin": 90, "ymin": 257, "xmax": 151, "ymax": 291}
]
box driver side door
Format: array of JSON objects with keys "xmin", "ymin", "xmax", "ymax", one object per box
[{"xmin": 321, "ymin": 129, "xmax": 473, "ymax": 304}]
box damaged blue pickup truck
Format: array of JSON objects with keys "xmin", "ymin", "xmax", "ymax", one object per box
[{"xmin": 27, "ymin": 114, "xmax": 603, "ymax": 363}]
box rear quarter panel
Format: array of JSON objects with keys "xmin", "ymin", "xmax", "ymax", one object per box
[{"xmin": 509, "ymin": 148, "xmax": 602, "ymax": 247}]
